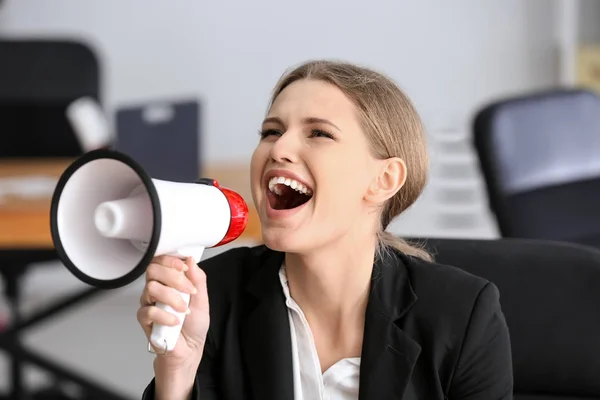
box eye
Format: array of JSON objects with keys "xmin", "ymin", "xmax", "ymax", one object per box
[
  {"xmin": 310, "ymin": 129, "xmax": 335, "ymax": 140},
  {"xmin": 259, "ymin": 129, "xmax": 282, "ymax": 139}
]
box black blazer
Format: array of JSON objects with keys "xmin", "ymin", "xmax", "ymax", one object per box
[{"xmin": 142, "ymin": 245, "xmax": 513, "ymax": 400}]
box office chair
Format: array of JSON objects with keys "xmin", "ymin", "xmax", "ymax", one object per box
[
  {"xmin": 415, "ymin": 237, "xmax": 600, "ymax": 400},
  {"xmin": 0, "ymin": 39, "xmax": 129, "ymax": 400},
  {"xmin": 0, "ymin": 39, "xmax": 99, "ymax": 157},
  {"xmin": 472, "ymin": 89, "xmax": 600, "ymax": 248}
]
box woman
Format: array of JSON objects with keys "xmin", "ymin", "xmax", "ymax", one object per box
[{"xmin": 137, "ymin": 60, "xmax": 513, "ymax": 400}]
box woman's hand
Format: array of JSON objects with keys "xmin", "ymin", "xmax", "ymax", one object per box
[{"xmin": 137, "ymin": 255, "xmax": 210, "ymax": 373}]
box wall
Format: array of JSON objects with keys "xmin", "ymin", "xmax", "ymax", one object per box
[
  {"xmin": 579, "ymin": 0, "xmax": 600, "ymax": 43},
  {"xmin": 0, "ymin": 0, "xmax": 560, "ymax": 238}
]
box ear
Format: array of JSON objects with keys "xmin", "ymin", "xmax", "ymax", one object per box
[{"xmin": 364, "ymin": 157, "xmax": 407, "ymax": 205}]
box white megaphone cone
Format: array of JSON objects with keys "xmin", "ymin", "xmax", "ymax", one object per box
[{"xmin": 50, "ymin": 149, "xmax": 248, "ymax": 353}]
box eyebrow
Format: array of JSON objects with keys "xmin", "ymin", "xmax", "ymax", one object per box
[{"xmin": 262, "ymin": 116, "xmax": 341, "ymax": 131}]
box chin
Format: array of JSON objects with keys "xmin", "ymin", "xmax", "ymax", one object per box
[
  {"xmin": 260, "ymin": 222, "xmax": 305, "ymax": 253},
  {"xmin": 260, "ymin": 214, "xmax": 327, "ymax": 255},
  {"xmin": 260, "ymin": 215, "xmax": 311, "ymax": 252}
]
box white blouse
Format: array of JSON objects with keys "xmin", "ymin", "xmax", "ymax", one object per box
[{"xmin": 279, "ymin": 266, "xmax": 361, "ymax": 400}]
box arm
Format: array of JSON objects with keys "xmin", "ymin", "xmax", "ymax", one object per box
[
  {"xmin": 448, "ymin": 282, "xmax": 514, "ymax": 400},
  {"xmin": 141, "ymin": 327, "xmax": 220, "ymax": 400}
]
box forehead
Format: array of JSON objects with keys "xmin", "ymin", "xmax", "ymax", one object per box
[{"xmin": 268, "ymin": 79, "xmax": 358, "ymax": 123}]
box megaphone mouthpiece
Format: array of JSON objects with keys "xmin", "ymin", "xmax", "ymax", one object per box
[
  {"xmin": 93, "ymin": 191, "xmax": 152, "ymax": 241},
  {"xmin": 94, "ymin": 202, "xmax": 121, "ymax": 237}
]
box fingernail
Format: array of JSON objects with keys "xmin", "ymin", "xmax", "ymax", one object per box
[
  {"xmin": 185, "ymin": 308, "xmax": 191, "ymax": 315},
  {"xmin": 190, "ymin": 286, "xmax": 198, "ymax": 294},
  {"xmin": 181, "ymin": 263, "xmax": 189, "ymax": 272}
]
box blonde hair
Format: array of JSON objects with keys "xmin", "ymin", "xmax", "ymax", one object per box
[{"xmin": 269, "ymin": 60, "xmax": 432, "ymax": 262}]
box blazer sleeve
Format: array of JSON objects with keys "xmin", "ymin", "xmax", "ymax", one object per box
[
  {"xmin": 140, "ymin": 326, "xmax": 220, "ymax": 400},
  {"xmin": 448, "ymin": 282, "xmax": 514, "ymax": 400}
]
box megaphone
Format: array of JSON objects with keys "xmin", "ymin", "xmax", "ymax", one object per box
[{"xmin": 50, "ymin": 149, "xmax": 248, "ymax": 353}]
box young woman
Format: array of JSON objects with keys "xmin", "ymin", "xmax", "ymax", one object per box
[{"xmin": 137, "ymin": 60, "xmax": 513, "ymax": 400}]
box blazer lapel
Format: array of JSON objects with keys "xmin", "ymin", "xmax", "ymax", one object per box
[
  {"xmin": 359, "ymin": 251, "xmax": 422, "ymax": 400},
  {"xmin": 241, "ymin": 249, "xmax": 294, "ymax": 400}
]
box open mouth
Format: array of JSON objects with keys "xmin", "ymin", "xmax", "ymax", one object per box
[{"xmin": 266, "ymin": 176, "xmax": 313, "ymax": 211}]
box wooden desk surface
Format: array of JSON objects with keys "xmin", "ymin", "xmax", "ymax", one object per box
[{"xmin": 0, "ymin": 158, "xmax": 262, "ymax": 249}]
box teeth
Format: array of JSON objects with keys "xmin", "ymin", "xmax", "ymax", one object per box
[{"xmin": 268, "ymin": 176, "xmax": 312, "ymax": 196}]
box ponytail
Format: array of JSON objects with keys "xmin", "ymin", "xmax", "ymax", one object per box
[{"xmin": 376, "ymin": 230, "xmax": 433, "ymax": 262}]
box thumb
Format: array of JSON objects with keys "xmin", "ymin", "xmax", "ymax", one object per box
[{"xmin": 185, "ymin": 257, "xmax": 209, "ymax": 312}]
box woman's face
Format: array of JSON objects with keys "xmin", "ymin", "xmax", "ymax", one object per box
[{"xmin": 250, "ymin": 79, "xmax": 396, "ymax": 253}]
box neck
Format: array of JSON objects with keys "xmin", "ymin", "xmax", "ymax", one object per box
[{"xmin": 284, "ymin": 232, "xmax": 376, "ymax": 334}]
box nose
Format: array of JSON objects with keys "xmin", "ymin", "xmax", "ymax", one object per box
[{"xmin": 269, "ymin": 130, "xmax": 301, "ymax": 164}]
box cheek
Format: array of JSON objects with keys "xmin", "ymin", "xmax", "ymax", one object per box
[
  {"xmin": 314, "ymin": 152, "xmax": 369, "ymax": 210},
  {"xmin": 250, "ymin": 145, "xmax": 269, "ymax": 199},
  {"xmin": 250, "ymin": 145, "xmax": 268, "ymax": 179}
]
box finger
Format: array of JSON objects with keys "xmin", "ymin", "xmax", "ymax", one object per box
[
  {"xmin": 145, "ymin": 262, "xmax": 197, "ymax": 295},
  {"xmin": 137, "ymin": 305, "xmax": 181, "ymax": 329},
  {"xmin": 186, "ymin": 259, "xmax": 209, "ymax": 312},
  {"xmin": 139, "ymin": 291, "xmax": 147, "ymax": 307},
  {"xmin": 185, "ymin": 257, "xmax": 205, "ymax": 288},
  {"xmin": 150, "ymin": 255, "xmax": 188, "ymax": 273},
  {"xmin": 141, "ymin": 280, "xmax": 189, "ymax": 313},
  {"xmin": 136, "ymin": 307, "xmax": 154, "ymax": 338}
]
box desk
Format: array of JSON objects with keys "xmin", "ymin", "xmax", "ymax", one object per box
[
  {"xmin": 0, "ymin": 158, "xmax": 263, "ymax": 249},
  {"xmin": 0, "ymin": 158, "xmax": 262, "ymax": 399}
]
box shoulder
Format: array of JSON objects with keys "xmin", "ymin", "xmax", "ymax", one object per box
[
  {"xmin": 406, "ymin": 255, "xmax": 513, "ymax": 396},
  {"xmin": 198, "ymin": 244, "xmax": 269, "ymax": 277},
  {"xmin": 198, "ymin": 244, "xmax": 273, "ymax": 292},
  {"xmin": 396, "ymin": 253, "xmax": 513, "ymax": 396},
  {"xmin": 399, "ymin": 252, "xmax": 512, "ymax": 387},
  {"xmin": 402, "ymin": 251, "xmax": 497, "ymax": 315},
  {"xmin": 197, "ymin": 244, "xmax": 280, "ymax": 311},
  {"xmin": 195, "ymin": 245, "xmax": 277, "ymax": 345},
  {"xmin": 395, "ymin": 251, "xmax": 505, "ymax": 352}
]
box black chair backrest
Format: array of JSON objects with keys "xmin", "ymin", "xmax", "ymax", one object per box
[
  {"xmin": 472, "ymin": 89, "xmax": 600, "ymax": 248},
  {"xmin": 415, "ymin": 237, "xmax": 600, "ymax": 400},
  {"xmin": 0, "ymin": 39, "xmax": 101, "ymax": 157}
]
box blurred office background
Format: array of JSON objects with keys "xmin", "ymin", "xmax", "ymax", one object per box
[{"xmin": 0, "ymin": 0, "xmax": 599, "ymax": 399}]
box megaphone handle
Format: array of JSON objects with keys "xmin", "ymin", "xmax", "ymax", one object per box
[
  {"xmin": 150, "ymin": 291, "xmax": 191, "ymax": 353},
  {"xmin": 149, "ymin": 246, "xmax": 205, "ymax": 354}
]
